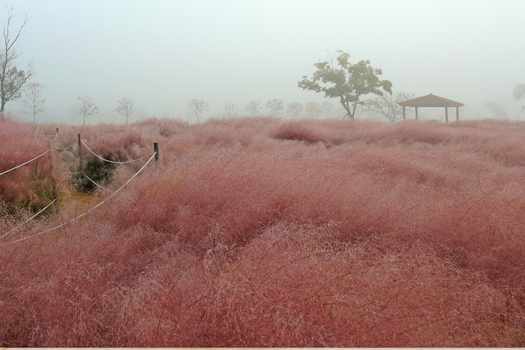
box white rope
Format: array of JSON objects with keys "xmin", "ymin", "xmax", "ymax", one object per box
[
  {"xmin": 2, "ymin": 152, "xmax": 157, "ymax": 246},
  {"xmin": 0, "ymin": 199, "xmax": 57, "ymax": 240},
  {"xmin": 82, "ymin": 173, "xmax": 110, "ymax": 192},
  {"xmin": 70, "ymin": 171, "xmax": 111, "ymax": 192},
  {"xmin": 0, "ymin": 150, "xmax": 50, "ymax": 177},
  {"xmin": 81, "ymin": 139, "xmax": 144, "ymax": 165}
]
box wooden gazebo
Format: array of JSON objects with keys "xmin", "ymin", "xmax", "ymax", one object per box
[{"xmin": 398, "ymin": 93, "xmax": 464, "ymax": 122}]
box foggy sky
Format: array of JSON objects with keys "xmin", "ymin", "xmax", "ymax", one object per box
[{"xmin": 4, "ymin": 0, "xmax": 525, "ymax": 123}]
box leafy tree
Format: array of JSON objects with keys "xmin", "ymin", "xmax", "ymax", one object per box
[
  {"xmin": 1, "ymin": 8, "xmax": 31, "ymax": 117},
  {"xmin": 298, "ymin": 51, "xmax": 392, "ymax": 120},
  {"xmin": 513, "ymin": 84, "xmax": 525, "ymax": 112},
  {"xmin": 245, "ymin": 100, "xmax": 261, "ymax": 116},
  {"xmin": 115, "ymin": 97, "xmax": 134, "ymax": 125},
  {"xmin": 78, "ymin": 96, "xmax": 99, "ymax": 126},
  {"xmin": 188, "ymin": 98, "xmax": 208, "ymax": 123},
  {"xmin": 286, "ymin": 102, "xmax": 303, "ymax": 117},
  {"xmin": 265, "ymin": 98, "xmax": 284, "ymax": 116},
  {"xmin": 24, "ymin": 82, "xmax": 45, "ymax": 124},
  {"xmin": 364, "ymin": 92, "xmax": 414, "ymax": 122}
]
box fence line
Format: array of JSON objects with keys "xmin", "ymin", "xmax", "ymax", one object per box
[
  {"xmin": 0, "ymin": 199, "xmax": 57, "ymax": 241},
  {"xmin": 2, "ymin": 152, "xmax": 157, "ymax": 246},
  {"xmin": 0, "ymin": 150, "xmax": 50, "ymax": 177},
  {"xmin": 81, "ymin": 139, "xmax": 144, "ymax": 165}
]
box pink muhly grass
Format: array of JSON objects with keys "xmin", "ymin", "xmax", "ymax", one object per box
[{"xmin": 2, "ymin": 118, "xmax": 525, "ymax": 346}]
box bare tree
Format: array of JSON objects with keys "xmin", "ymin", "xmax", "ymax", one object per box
[
  {"xmin": 0, "ymin": 7, "xmax": 31, "ymax": 118},
  {"xmin": 245, "ymin": 100, "xmax": 261, "ymax": 116},
  {"xmin": 78, "ymin": 96, "xmax": 99, "ymax": 126},
  {"xmin": 364, "ymin": 92, "xmax": 414, "ymax": 122},
  {"xmin": 286, "ymin": 102, "xmax": 303, "ymax": 117},
  {"xmin": 188, "ymin": 98, "xmax": 208, "ymax": 123},
  {"xmin": 265, "ymin": 98, "xmax": 284, "ymax": 116},
  {"xmin": 24, "ymin": 82, "xmax": 45, "ymax": 124},
  {"xmin": 115, "ymin": 97, "xmax": 134, "ymax": 125}
]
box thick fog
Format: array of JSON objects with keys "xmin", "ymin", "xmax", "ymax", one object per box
[{"xmin": 4, "ymin": 0, "xmax": 525, "ymax": 123}]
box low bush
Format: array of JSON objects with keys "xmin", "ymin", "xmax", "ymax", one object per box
[{"xmin": 72, "ymin": 157, "xmax": 116, "ymax": 193}]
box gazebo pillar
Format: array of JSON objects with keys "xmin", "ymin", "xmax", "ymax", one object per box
[
  {"xmin": 415, "ymin": 106, "xmax": 419, "ymax": 120},
  {"xmin": 456, "ymin": 106, "xmax": 459, "ymax": 121},
  {"xmin": 402, "ymin": 106, "xmax": 406, "ymax": 120},
  {"xmin": 445, "ymin": 106, "xmax": 449, "ymax": 123}
]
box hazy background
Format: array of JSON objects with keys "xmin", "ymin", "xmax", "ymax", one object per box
[{"xmin": 4, "ymin": 0, "xmax": 525, "ymax": 123}]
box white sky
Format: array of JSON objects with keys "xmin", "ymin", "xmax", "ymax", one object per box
[{"xmin": 4, "ymin": 0, "xmax": 525, "ymax": 122}]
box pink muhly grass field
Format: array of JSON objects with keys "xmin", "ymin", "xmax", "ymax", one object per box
[
  {"xmin": 1, "ymin": 117, "xmax": 525, "ymax": 346},
  {"xmin": 0, "ymin": 120, "xmax": 55, "ymax": 210}
]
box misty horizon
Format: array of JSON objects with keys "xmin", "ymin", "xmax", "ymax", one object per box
[{"xmin": 3, "ymin": 0, "xmax": 525, "ymax": 123}]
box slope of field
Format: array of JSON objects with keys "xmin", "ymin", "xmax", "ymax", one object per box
[{"xmin": 1, "ymin": 117, "xmax": 525, "ymax": 346}]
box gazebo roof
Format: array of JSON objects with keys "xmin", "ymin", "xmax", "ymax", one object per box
[{"xmin": 398, "ymin": 93, "xmax": 464, "ymax": 107}]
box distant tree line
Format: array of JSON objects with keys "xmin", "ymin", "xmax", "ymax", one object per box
[{"xmin": 2, "ymin": 6, "xmax": 405, "ymax": 125}]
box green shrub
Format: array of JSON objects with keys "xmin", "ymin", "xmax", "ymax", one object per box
[{"xmin": 72, "ymin": 157, "xmax": 116, "ymax": 193}]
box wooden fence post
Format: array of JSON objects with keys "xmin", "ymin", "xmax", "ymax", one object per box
[
  {"xmin": 48, "ymin": 132, "xmax": 58, "ymax": 199},
  {"xmin": 78, "ymin": 133, "xmax": 83, "ymax": 173},
  {"xmin": 153, "ymin": 142, "xmax": 159, "ymax": 170}
]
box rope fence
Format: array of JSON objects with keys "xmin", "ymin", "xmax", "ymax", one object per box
[
  {"xmin": 81, "ymin": 139, "xmax": 144, "ymax": 165},
  {"xmin": 82, "ymin": 172, "xmax": 110, "ymax": 192},
  {"xmin": 2, "ymin": 152, "xmax": 157, "ymax": 246},
  {"xmin": 0, "ymin": 127, "xmax": 59, "ymax": 178},
  {"xmin": 1, "ymin": 130, "xmax": 161, "ymax": 246},
  {"xmin": 0, "ymin": 199, "xmax": 57, "ymax": 241},
  {"xmin": 0, "ymin": 150, "xmax": 50, "ymax": 177}
]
